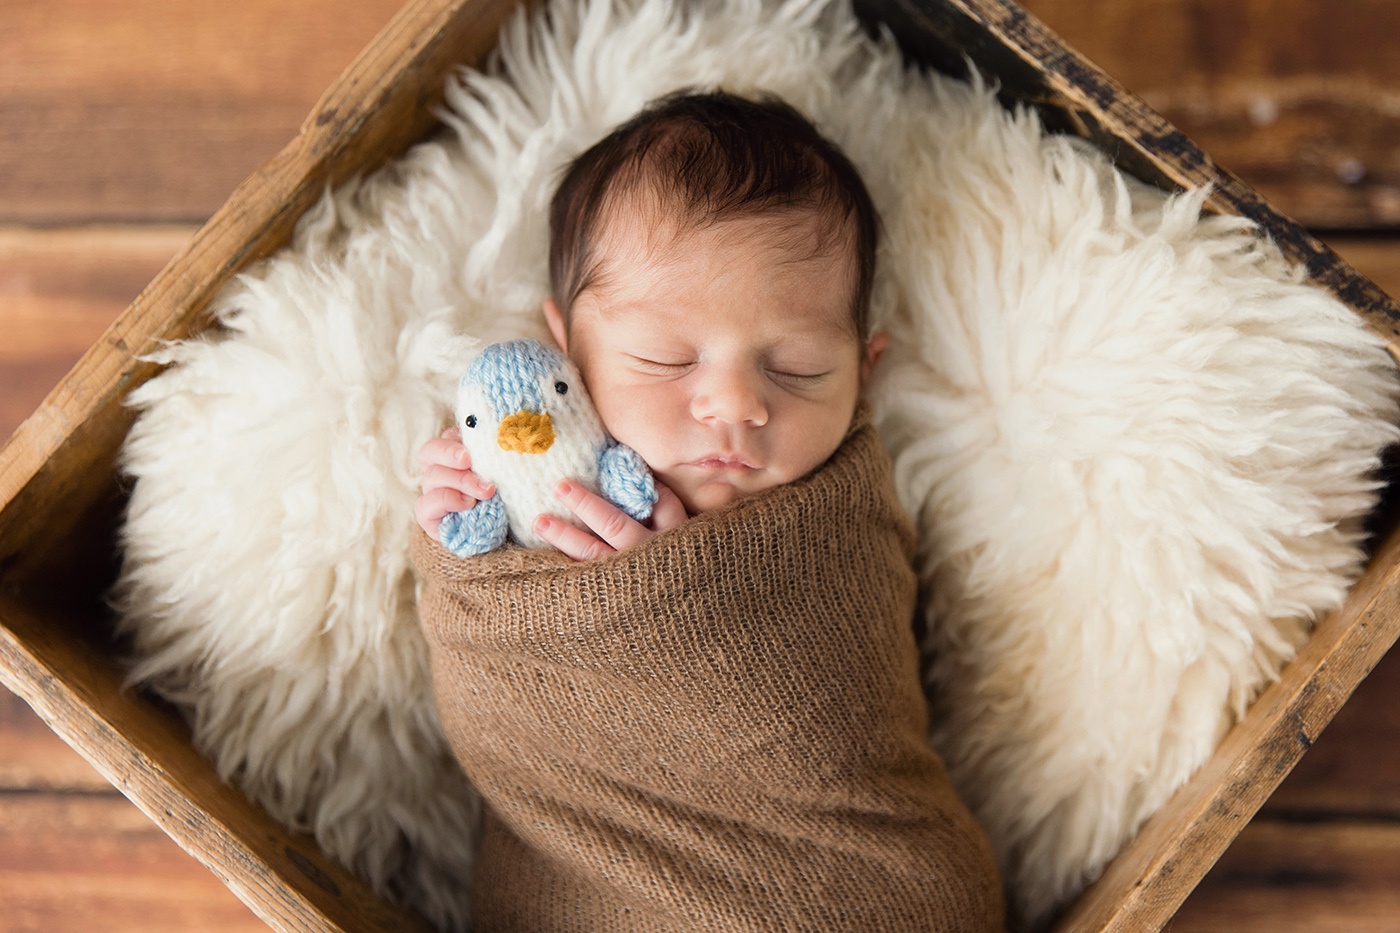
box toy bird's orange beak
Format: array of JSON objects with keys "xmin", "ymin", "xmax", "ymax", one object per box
[{"xmin": 497, "ymin": 410, "xmax": 554, "ymax": 454}]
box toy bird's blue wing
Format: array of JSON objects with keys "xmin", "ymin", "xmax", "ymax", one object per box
[
  {"xmin": 438, "ymin": 495, "xmax": 508, "ymax": 557},
  {"xmin": 597, "ymin": 442, "xmax": 657, "ymax": 522}
]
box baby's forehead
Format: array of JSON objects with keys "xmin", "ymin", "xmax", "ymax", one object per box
[
  {"xmin": 574, "ymin": 237, "xmax": 858, "ymax": 357},
  {"xmin": 590, "ymin": 295, "xmax": 856, "ymax": 343},
  {"xmin": 583, "ymin": 200, "xmax": 860, "ymax": 329}
]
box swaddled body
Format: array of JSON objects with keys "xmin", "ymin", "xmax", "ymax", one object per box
[{"xmin": 413, "ymin": 409, "xmax": 1002, "ymax": 931}]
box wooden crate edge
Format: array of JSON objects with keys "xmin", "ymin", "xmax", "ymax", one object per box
[
  {"xmin": 0, "ymin": 592, "xmax": 434, "ymax": 931},
  {"xmin": 1053, "ymin": 526, "xmax": 1400, "ymax": 930}
]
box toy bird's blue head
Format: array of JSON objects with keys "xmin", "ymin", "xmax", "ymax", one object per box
[
  {"xmin": 457, "ymin": 339, "xmax": 593, "ymax": 457},
  {"xmin": 464, "ymin": 339, "xmax": 570, "ymax": 419}
]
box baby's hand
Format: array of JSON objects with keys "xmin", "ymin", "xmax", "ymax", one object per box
[
  {"xmin": 535, "ymin": 478, "xmax": 688, "ymax": 562},
  {"xmin": 415, "ymin": 426, "xmax": 496, "ymax": 539}
]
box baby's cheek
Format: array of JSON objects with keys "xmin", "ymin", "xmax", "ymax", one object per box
[
  {"xmin": 598, "ymin": 409, "xmax": 654, "ymax": 461},
  {"xmin": 595, "ymin": 386, "xmax": 676, "ymax": 454},
  {"xmin": 784, "ymin": 418, "xmax": 850, "ymax": 480}
]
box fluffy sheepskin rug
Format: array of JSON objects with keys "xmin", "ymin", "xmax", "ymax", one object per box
[{"xmin": 112, "ymin": 0, "xmax": 1400, "ymax": 928}]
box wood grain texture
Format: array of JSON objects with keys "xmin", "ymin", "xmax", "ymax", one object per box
[
  {"xmin": 7, "ymin": 0, "xmax": 1399, "ymax": 229},
  {"xmin": 0, "ymin": 0, "xmax": 407, "ymax": 224},
  {"xmin": 0, "ymin": 226, "xmax": 191, "ymax": 444},
  {"xmin": 0, "ymin": 688, "xmax": 110, "ymax": 792},
  {"xmin": 1264, "ymin": 628, "xmax": 1400, "ymax": 819},
  {"xmin": 0, "ymin": 226, "xmax": 191, "ymax": 361},
  {"xmin": 1169, "ymin": 821, "xmax": 1400, "ymax": 933},
  {"xmin": 0, "ymin": 0, "xmax": 525, "ymax": 928},
  {"xmin": 0, "ymin": 592, "xmax": 436, "ymax": 933},
  {"xmin": 1018, "ymin": 0, "xmax": 1400, "ymax": 229},
  {"xmin": 0, "ymin": 793, "xmax": 263, "ymax": 932}
]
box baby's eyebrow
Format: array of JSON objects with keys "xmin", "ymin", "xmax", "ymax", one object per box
[
  {"xmin": 601, "ymin": 296, "xmax": 855, "ymax": 336},
  {"xmin": 766, "ymin": 313, "xmax": 863, "ymax": 344}
]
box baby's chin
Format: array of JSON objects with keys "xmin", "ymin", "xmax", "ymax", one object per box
[{"xmin": 665, "ymin": 470, "xmax": 783, "ymax": 516}]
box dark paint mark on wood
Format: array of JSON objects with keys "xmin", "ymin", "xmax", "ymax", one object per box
[{"xmin": 284, "ymin": 845, "xmax": 341, "ymax": 897}]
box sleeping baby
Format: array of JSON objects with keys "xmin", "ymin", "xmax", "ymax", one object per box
[{"xmin": 411, "ymin": 90, "xmax": 1004, "ymax": 931}]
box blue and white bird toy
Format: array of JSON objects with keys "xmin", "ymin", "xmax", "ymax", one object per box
[{"xmin": 438, "ymin": 339, "xmax": 657, "ymax": 557}]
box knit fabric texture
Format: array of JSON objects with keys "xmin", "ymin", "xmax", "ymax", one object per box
[
  {"xmin": 411, "ymin": 406, "xmax": 1004, "ymax": 932},
  {"xmin": 597, "ymin": 442, "xmax": 657, "ymax": 521}
]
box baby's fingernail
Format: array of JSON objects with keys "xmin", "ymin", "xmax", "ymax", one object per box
[
  {"xmin": 479, "ymin": 481, "xmax": 495, "ymax": 497},
  {"xmin": 454, "ymin": 447, "xmax": 470, "ymax": 464},
  {"xmin": 534, "ymin": 515, "xmax": 550, "ymax": 533},
  {"xmin": 555, "ymin": 479, "xmax": 572, "ymax": 497}
]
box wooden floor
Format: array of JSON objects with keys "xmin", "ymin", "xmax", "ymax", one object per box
[{"xmin": 3, "ymin": 0, "xmax": 1400, "ymax": 929}]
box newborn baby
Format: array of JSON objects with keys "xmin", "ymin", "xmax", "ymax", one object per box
[{"xmin": 413, "ymin": 90, "xmax": 1003, "ymax": 931}]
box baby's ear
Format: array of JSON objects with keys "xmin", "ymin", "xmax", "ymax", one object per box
[
  {"xmin": 861, "ymin": 331, "xmax": 889, "ymax": 382},
  {"xmin": 543, "ymin": 298, "xmax": 569, "ymax": 353}
]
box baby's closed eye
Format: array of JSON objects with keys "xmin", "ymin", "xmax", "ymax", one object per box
[
  {"xmin": 766, "ymin": 368, "xmax": 831, "ymax": 385},
  {"xmin": 627, "ymin": 354, "xmax": 695, "ymax": 375}
]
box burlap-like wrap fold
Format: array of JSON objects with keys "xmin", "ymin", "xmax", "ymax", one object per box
[{"xmin": 411, "ymin": 409, "xmax": 1004, "ymax": 932}]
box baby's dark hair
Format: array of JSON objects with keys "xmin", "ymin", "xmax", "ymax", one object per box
[{"xmin": 548, "ymin": 89, "xmax": 878, "ymax": 337}]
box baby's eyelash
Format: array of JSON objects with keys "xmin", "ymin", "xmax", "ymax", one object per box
[
  {"xmin": 768, "ymin": 369, "xmax": 831, "ymax": 384},
  {"xmin": 626, "ymin": 355, "xmax": 830, "ymax": 385},
  {"xmin": 629, "ymin": 356, "xmax": 694, "ymax": 374}
]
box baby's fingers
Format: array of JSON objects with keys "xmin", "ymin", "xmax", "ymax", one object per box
[
  {"xmin": 415, "ymin": 487, "xmax": 475, "ymax": 538},
  {"xmin": 419, "ymin": 426, "xmax": 469, "ymax": 472},
  {"xmin": 552, "ymin": 479, "xmax": 649, "ymax": 553},
  {"xmin": 421, "ymin": 463, "xmax": 495, "ymax": 501},
  {"xmin": 533, "ymin": 514, "xmax": 615, "ymax": 563},
  {"xmin": 648, "ymin": 481, "xmax": 688, "ymax": 531}
]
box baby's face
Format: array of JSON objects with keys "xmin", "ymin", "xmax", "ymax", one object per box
[{"xmin": 545, "ymin": 212, "xmax": 881, "ymax": 515}]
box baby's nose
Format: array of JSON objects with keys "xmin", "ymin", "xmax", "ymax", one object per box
[{"xmin": 691, "ymin": 368, "xmax": 768, "ymax": 426}]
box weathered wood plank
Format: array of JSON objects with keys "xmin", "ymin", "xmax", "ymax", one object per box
[
  {"xmin": 0, "ymin": 226, "xmax": 191, "ymax": 361},
  {"xmin": 1018, "ymin": 0, "xmax": 1400, "ymax": 229},
  {"xmin": 0, "ymin": 687, "xmax": 111, "ymax": 792},
  {"xmin": 1055, "ymin": 511, "xmax": 1400, "ymax": 931},
  {"xmin": 1171, "ymin": 819, "xmax": 1400, "ymax": 932},
  {"xmin": 0, "ymin": 0, "xmax": 406, "ymax": 224},
  {"xmin": 0, "ymin": 791, "xmax": 264, "ymax": 932},
  {"xmin": 0, "ymin": 2, "xmax": 524, "ymax": 929},
  {"xmin": 1324, "ymin": 237, "xmax": 1400, "ymax": 301},
  {"xmin": 1264, "ymin": 626, "xmax": 1400, "ymax": 819},
  {"xmin": 0, "ymin": 592, "xmax": 436, "ymax": 932},
  {"xmin": 0, "ymin": 226, "xmax": 191, "ymax": 442}
]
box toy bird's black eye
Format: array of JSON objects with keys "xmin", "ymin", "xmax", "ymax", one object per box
[
  {"xmin": 555, "ymin": 381, "xmax": 568, "ymax": 394},
  {"xmin": 465, "ymin": 415, "xmax": 477, "ymax": 429}
]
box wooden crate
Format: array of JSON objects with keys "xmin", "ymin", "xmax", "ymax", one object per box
[{"xmin": 2, "ymin": 0, "xmax": 1397, "ymax": 929}]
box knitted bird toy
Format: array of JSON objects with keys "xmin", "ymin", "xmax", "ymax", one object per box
[{"xmin": 438, "ymin": 338, "xmax": 658, "ymax": 557}]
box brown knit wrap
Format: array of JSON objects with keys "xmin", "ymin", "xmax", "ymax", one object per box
[{"xmin": 411, "ymin": 410, "xmax": 1005, "ymax": 932}]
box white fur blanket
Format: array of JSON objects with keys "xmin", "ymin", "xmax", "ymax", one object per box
[{"xmin": 113, "ymin": 0, "xmax": 1400, "ymax": 928}]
